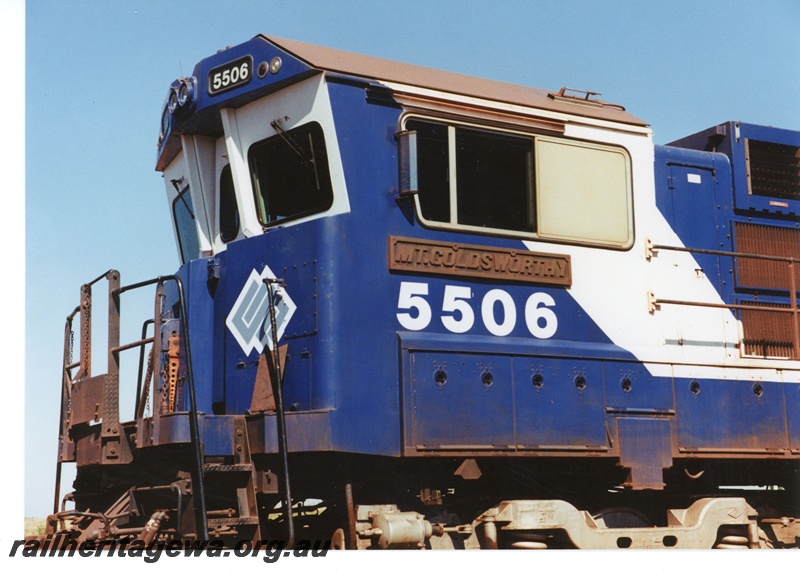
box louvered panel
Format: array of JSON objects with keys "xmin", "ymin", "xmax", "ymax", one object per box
[
  {"xmin": 740, "ymin": 301, "xmax": 794, "ymax": 358},
  {"xmin": 746, "ymin": 139, "xmax": 800, "ymax": 201},
  {"xmin": 734, "ymin": 222, "xmax": 800, "ymax": 291}
]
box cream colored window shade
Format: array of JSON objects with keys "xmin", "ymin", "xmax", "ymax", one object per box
[{"xmin": 536, "ymin": 137, "xmax": 633, "ymax": 248}]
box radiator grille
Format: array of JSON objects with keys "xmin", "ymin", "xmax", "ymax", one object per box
[
  {"xmin": 734, "ymin": 222, "xmax": 800, "ymax": 291},
  {"xmin": 746, "ymin": 139, "xmax": 800, "ymax": 201},
  {"xmin": 740, "ymin": 301, "xmax": 794, "ymax": 359},
  {"xmin": 734, "ymin": 222, "xmax": 799, "ymax": 358}
]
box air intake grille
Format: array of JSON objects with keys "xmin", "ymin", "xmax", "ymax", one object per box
[
  {"xmin": 746, "ymin": 139, "xmax": 800, "ymax": 201},
  {"xmin": 734, "ymin": 222, "xmax": 800, "ymax": 292},
  {"xmin": 734, "ymin": 222, "xmax": 799, "ymax": 358},
  {"xmin": 740, "ymin": 301, "xmax": 794, "ymax": 359}
]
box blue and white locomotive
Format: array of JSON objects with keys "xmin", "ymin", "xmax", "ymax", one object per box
[{"xmin": 50, "ymin": 35, "xmax": 799, "ymax": 549}]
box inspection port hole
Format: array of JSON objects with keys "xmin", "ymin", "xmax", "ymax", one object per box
[
  {"xmin": 753, "ymin": 383, "xmax": 763, "ymax": 397},
  {"xmin": 616, "ymin": 537, "xmax": 632, "ymax": 549},
  {"xmin": 574, "ymin": 375, "xmax": 586, "ymax": 390},
  {"xmin": 621, "ymin": 377, "xmax": 632, "ymax": 392},
  {"xmin": 690, "ymin": 380, "xmax": 701, "ymax": 395},
  {"xmin": 434, "ymin": 369, "xmax": 447, "ymax": 386},
  {"xmin": 532, "ymin": 373, "xmax": 544, "ymax": 388},
  {"xmin": 663, "ymin": 535, "xmax": 678, "ymax": 547},
  {"xmin": 481, "ymin": 371, "xmax": 493, "ymax": 387}
]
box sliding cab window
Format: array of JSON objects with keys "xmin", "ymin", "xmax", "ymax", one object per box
[
  {"xmin": 219, "ymin": 164, "xmax": 240, "ymax": 242},
  {"xmin": 406, "ymin": 118, "xmax": 633, "ymax": 249},
  {"xmin": 248, "ymin": 122, "xmax": 334, "ymax": 226},
  {"xmin": 172, "ymin": 186, "xmax": 200, "ymax": 264}
]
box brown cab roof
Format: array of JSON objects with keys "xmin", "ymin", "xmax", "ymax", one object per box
[{"xmin": 264, "ymin": 35, "xmax": 647, "ymax": 127}]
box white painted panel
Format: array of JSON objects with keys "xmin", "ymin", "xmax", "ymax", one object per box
[
  {"xmin": 180, "ymin": 135, "xmax": 217, "ymax": 255},
  {"xmin": 221, "ymin": 74, "xmax": 351, "ymax": 237}
]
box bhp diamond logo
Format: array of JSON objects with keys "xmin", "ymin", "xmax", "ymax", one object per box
[{"xmin": 226, "ymin": 266, "xmax": 296, "ymax": 356}]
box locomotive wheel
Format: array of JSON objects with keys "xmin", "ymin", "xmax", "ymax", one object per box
[{"xmin": 592, "ymin": 507, "xmax": 653, "ymax": 528}]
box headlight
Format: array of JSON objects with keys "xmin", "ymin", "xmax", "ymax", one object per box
[
  {"xmin": 168, "ymin": 89, "xmax": 179, "ymax": 113},
  {"xmin": 178, "ymin": 78, "xmax": 195, "ymax": 107},
  {"xmin": 161, "ymin": 105, "xmax": 171, "ymax": 139}
]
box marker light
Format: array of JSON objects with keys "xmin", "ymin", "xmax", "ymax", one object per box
[
  {"xmin": 270, "ymin": 57, "xmax": 282, "ymax": 74},
  {"xmin": 257, "ymin": 61, "xmax": 269, "ymax": 78}
]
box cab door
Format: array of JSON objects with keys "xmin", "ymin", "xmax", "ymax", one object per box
[{"xmin": 667, "ymin": 164, "xmax": 723, "ymax": 292}]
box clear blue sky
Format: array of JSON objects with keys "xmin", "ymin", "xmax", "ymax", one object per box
[{"xmin": 16, "ymin": 0, "xmax": 800, "ymax": 523}]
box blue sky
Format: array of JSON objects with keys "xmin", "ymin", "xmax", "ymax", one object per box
[{"xmin": 15, "ymin": 0, "xmax": 800, "ymax": 526}]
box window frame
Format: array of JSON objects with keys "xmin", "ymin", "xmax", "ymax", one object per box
[
  {"xmin": 172, "ymin": 184, "xmax": 200, "ymax": 264},
  {"xmin": 247, "ymin": 120, "xmax": 334, "ymax": 229},
  {"xmin": 402, "ymin": 113, "xmax": 635, "ymax": 250}
]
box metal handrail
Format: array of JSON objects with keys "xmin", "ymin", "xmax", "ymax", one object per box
[
  {"xmin": 648, "ymin": 242, "xmax": 800, "ymax": 359},
  {"xmin": 56, "ymin": 271, "xmax": 209, "ymax": 541},
  {"xmin": 54, "ymin": 307, "xmax": 79, "ymax": 515},
  {"xmin": 134, "ymin": 319, "xmax": 154, "ymax": 420},
  {"xmin": 116, "ymin": 274, "xmax": 209, "ymax": 541},
  {"xmin": 648, "ymin": 242, "xmax": 800, "ymax": 265},
  {"xmin": 265, "ymin": 277, "xmax": 295, "ymax": 548}
]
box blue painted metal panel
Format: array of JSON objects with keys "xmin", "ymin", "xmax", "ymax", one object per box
[
  {"xmin": 786, "ymin": 383, "xmax": 800, "ymax": 451},
  {"xmin": 399, "ymin": 333, "xmax": 617, "ymax": 452},
  {"xmin": 408, "ymin": 350, "xmax": 515, "ymax": 449},
  {"xmin": 616, "ymin": 416, "xmax": 672, "ymax": 488},
  {"xmin": 399, "ymin": 332, "xmax": 634, "ymax": 362},
  {"xmin": 668, "ymin": 121, "xmax": 800, "ymax": 216},
  {"xmin": 603, "ymin": 363, "xmax": 674, "ymax": 413},
  {"xmin": 246, "ymin": 411, "xmax": 332, "ymax": 454},
  {"xmin": 157, "ymin": 413, "xmax": 190, "ymax": 444},
  {"xmin": 654, "ymin": 145, "xmax": 731, "ymax": 299},
  {"xmin": 730, "ymin": 123, "xmax": 799, "ymax": 216},
  {"xmin": 283, "ymin": 260, "xmax": 318, "ymax": 340},
  {"xmin": 161, "ymin": 260, "xmax": 216, "ymax": 416},
  {"xmin": 675, "ymin": 379, "xmax": 790, "ymax": 452},
  {"xmin": 668, "ymin": 163, "xmax": 722, "ymax": 289},
  {"xmin": 213, "ymin": 219, "xmax": 340, "ymax": 417},
  {"xmin": 514, "ymin": 357, "xmax": 607, "ymax": 449},
  {"xmin": 146, "ymin": 414, "xmax": 237, "ymax": 456},
  {"xmin": 202, "ymin": 416, "xmax": 235, "ymax": 456}
]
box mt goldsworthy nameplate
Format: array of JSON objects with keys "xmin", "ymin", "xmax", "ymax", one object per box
[{"xmin": 388, "ymin": 237, "xmax": 571, "ymax": 286}]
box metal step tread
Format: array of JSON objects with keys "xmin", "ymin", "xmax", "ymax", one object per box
[
  {"xmin": 207, "ymin": 516, "xmax": 260, "ymax": 527},
  {"xmin": 203, "ymin": 463, "xmax": 255, "ymax": 473}
]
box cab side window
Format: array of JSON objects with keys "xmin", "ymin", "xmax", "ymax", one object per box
[
  {"xmin": 172, "ymin": 185, "xmax": 200, "ymax": 263},
  {"xmin": 407, "ymin": 117, "xmax": 633, "ymax": 249},
  {"xmin": 219, "ymin": 164, "xmax": 240, "ymax": 243},
  {"xmin": 248, "ymin": 122, "xmax": 334, "ymax": 226}
]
